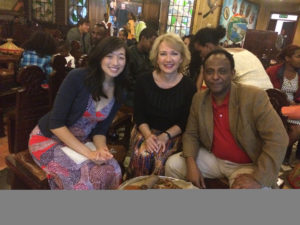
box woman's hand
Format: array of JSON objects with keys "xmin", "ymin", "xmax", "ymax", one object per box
[
  {"xmin": 156, "ymin": 133, "xmax": 169, "ymax": 152},
  {"xmin": 88, "ymin": 146, "xmax": 113, "ymax": 164},
  {"xmin": 144, "ymin": 134, "xmax": 159, "ymax": 153}
]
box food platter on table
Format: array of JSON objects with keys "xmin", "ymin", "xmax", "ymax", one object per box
[{"xmin": 118, "ymin": 175, "xmax": 199, "ymax": 190}]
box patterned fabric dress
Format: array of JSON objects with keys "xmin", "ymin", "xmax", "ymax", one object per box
[
  {"xmin": 282, "ymin": 74, "xmax": 300, "ymax": 125},
  {"xmin": 127, "ymin": 126, "xmax": 181, "ymax": 178},
  {"xmin": 28, "ymin": 96, "xmax": 122, "ymax": 190}
]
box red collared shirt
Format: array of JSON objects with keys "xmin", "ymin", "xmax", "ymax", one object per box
[{"xmin": 211, "ymin": 93, "xmax": 252, "ymax": 164}]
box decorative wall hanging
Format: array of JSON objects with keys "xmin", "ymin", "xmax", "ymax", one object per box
[
  {"xmin": 219, "ymin": 0, "xmax": 259, "ymax": 46},
  {"xmin": 32, "ymin": 0, "xmax": 54, "ymax": 23}
]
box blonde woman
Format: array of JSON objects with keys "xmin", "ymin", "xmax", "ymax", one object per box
[{"xmin": 127, "ymin": 33, "xmax": 197, "ymax": 177}]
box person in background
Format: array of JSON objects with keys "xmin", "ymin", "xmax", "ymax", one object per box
[
  {"xmin": 193, "ymin": 26, "xmax": 273, "ymax": 91},
  {"xmin": 182, "ymin": 35, "xmax": 193, "ymax": 47},
  {"xmin": 101, "ymin": 13, "xmax": 113, "ymax": 37},
  {"xmin": 266, "ymin": 45, "xmax": 300, "ymax": 165},
  {"xmin": 28, "ymin": 37, "xmax": 129, "ymax": 190},
  {"xmin": 116, "ymin": 3, "xmax": 128, "ymax": 30},
  {"xmin": 20, "ymin": 31, "xmax": 56, "ymax": 82},
  {"xmin": 182, "ymin": 34, "xmax": 201, "ymax": 83},
  {"xmin": 276, "ymin": 29, "xmax": 288, "ymax": 51},
  {"xmin": 90, "ymin": 23, "xmax": 108, "ymax": 50},
  {"xmin": 135, "ymin": 13, "xmax": 147, "ymax": 42},
  {"xmin": 126, "ymin": 33, "xmax": 196, "ymax": 178},
  {"xmin": 126, "ymin": 12, "xmax": 136, "ymax": 41},
  {"xmin": 118, "ymin": 28, "xmax": 129, "ymax": 46},
  {"xmin": 124, "ymin": 27, "xmax": 158, "ymax": 108},
  {"xmin": 66, "ymin": 18, "xmax": 91, "ymax": 54},
  {"xmin": 55, "ymin": 41, "xmax": 75, "ymax": 69},
  {"xmin": 165, "ymin": 49, "xmax": 288, "ymax": 189}
]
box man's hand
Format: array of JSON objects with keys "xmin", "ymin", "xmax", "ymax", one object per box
[
  {"xmin": 231, "ymin": 173, "xmax": 262, "ymax": 189},
  {"xmin": 186, "ymin": 157, "xmax": 206, "ymax": 188}
]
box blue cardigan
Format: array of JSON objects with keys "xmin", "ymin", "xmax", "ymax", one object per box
[{"xmin": 38, "ymin": 68, "xmax": 121, "ymax": 138}]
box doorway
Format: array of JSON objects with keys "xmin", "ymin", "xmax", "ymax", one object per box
[{"xmin": 267, "ymin": 13, "xmax": 298, "ymax": 47}]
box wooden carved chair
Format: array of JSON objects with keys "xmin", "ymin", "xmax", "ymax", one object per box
[
  {"xmin": 266, "ymin": 88, "xmax": 294, "ymax": 165},
  {"xmin": 266, "ymin": 88, "xmax": 290, "ymax": 130},
  {"xmin": 5, "ymin": 98, "xmax": 135, "ymax": 189},
  {"xmin": 5, "ymin": 65, "xmax": 51, "ymax": 189}
]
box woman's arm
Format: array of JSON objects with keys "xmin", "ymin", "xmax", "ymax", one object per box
[
  {"xmin": 50, "ymin": 126, "xmax": 100, "ymax": 161},
  {"xmin": 156, "ymin": 125, "xmax": 182, "ymax": 152}
]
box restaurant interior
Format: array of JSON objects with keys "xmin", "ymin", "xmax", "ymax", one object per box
[{"xmin": 1, "ymin": 0, "xmax": 300, "ymax": 190}]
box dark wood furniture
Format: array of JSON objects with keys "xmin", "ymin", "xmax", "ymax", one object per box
[
  {"xmin": 0, "ymin": 107, "xmax": 4, "ymax": 137},
  {"xmin": 5, "ymin": 65, "xmax": 51, "ymax": 189},
  {"xmin": 48, "ymin": 55, "xmax": 68, "ymax": 106},
  {"xmin": 243, "ymin": 29, "xmax": 279, "ymax": 69},
  {"xmin": 0, "ymin": 54, "xmax": 21, "ymax": 111},
  {"xmin": 0, "ymin": 54, "xmax": 20, "ymax": 91},
  {"xmin": 266, "ymin": 88, "xmax": 292, "ymax": 165}
]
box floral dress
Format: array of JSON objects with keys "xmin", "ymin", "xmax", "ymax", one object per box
[{"xmin": 28, "ymin": 96, "xmax": 122, "ymax": 190}]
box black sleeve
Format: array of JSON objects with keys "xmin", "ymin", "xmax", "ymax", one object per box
[
  {"xmin": 133, "ymin": 75, "xmax": 148, "ymax": 126},
  {"xmin": 176, "ymin": 78, "xmax": 197, "ymax": 132}
]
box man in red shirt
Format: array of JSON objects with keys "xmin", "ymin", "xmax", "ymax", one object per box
[{"xmin": 165, "ymin": 49, "xmax": 289, "ymax": 189}]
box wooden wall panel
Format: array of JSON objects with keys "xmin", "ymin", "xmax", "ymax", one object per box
[
  {"xmin": 143, "ymin": 0, "xmax": 161, "ymax": 32},
  {"xmin": 89, "ymin": 0, "xmax": 106, "ymax": 26},
  {"xmin": 55, "ymin": 0, "xmax": 65, "ymax": 25}
]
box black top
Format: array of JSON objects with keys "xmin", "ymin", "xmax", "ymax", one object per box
[{"xmin": 134, "ymin": 72, "xmax": 197, "ymax": 132}]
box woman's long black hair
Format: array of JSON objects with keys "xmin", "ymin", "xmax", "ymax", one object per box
[
  {"xmin": 85, "ymin": 36, "xmax": 129, "ymax": 103},
  {"xmin": 22, "ymin": 31, "xmax": 57, "ymax": 57}
]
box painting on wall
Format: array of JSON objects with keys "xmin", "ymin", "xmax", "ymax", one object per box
[
  {"xmin": 219, "ymin": 0, "xmax": 259, "ymax": 46},
  {"xmin": 32, "ymin": 0, "xmax": 54, "ymax": 23}
]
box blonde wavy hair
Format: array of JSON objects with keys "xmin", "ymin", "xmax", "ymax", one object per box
[{"xmin": 149, "ymin": 32, "xmax": 191, "ymax": 73}]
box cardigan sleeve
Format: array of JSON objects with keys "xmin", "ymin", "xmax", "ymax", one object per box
[{"xmin": 48, "ymin": 69, "xmax": 84, "ymax": 129}]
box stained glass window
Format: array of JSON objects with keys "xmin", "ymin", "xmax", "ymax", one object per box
[
  {"xmin": 32, "ymin": 0, "xmax": 54, "ymax": 23},
  {"xmin": 167, "ymin": 0, "xmax": 195, "ymax": 37},
  {"xmin": 68, "ymin": 0, "xmax": 89, "ymax": 25}
]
